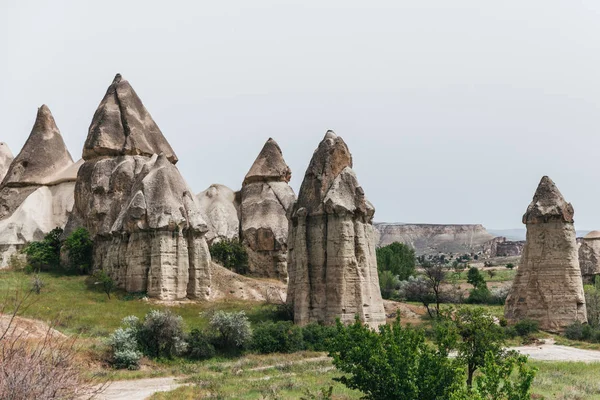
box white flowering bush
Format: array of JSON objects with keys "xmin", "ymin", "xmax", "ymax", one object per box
[
  {"xmin": 107, "ymin": 316, "xmax": 142, "ymax": 370},
  {"xmin": 209, "ymin": 310, "xmax": 252, "ymax": 351}
]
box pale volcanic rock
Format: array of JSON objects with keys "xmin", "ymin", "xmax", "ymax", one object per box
[
  {"xmin": 286, "ymin": 131, "xmax": 385, "ymax": 328},
  {"xmin": 197, "ymin": 184, "xmax": 240, "ymax": 244},
  {"xmin": 505, "ymin": 176, "xmax": 587, "ymax": 332},
  {"xmin": 83, "ymin": 74, "xmax": 177, "ymax": 163},
  {"xmin": 0, "ymin": 106, "xmax": 78, "ymax": 268},
  {"xmin": 579, "ymin": 231, "xmax": 600, "ymax": 284},
  {"xmin": 66, "ymin": 74, "xmax": 210, "ymax": 300},
  {"xmin": 0, "ymin": 143, "xmax": 14, "ymax": 182},
  {"xmin": 240, "ymin": 138, "xmax": 295, "ymax": 281}
]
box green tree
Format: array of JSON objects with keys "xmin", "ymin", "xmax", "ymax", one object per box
[
  {"xmin": 378, "ymin": 270, "xmax": 400, "ymax": 299},
  {"xmin": 22, "ymin": 227, "xmax": 63, "ymax": 271},
  {"xmin": 376, "ymin": 242, "xmax": 416, "ymax": 280},
  {"xmin": 93, "ymin": 270, "xmax": 115, "ymax": 299},
  {"xmin": 209, "ymin": 238, "xmax": 248, "ymax": 275},
  {"xmin": 467, "ymin": 267, "xmax": 486, "ymax": 289},
  {"xmin": 64, "ymin": 228, "xmax": 93, "ymax": 274},
  {"xmin": 328, "ymin": 317, "xmax": 463, "ymax": 400}
]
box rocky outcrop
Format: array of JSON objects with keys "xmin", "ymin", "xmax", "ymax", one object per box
[
  {"xmin": 484, "ymin": 237, "xmax": 525, "ymax": 258},
  {"xmin": 0, "ymin": 143, "xmax": 14, "ymax": 182},
  {"xmin": 240, "ymin": 138, "xmax": 295, "ymax": 281},
  {"xmin": 579, "ymin": 231, "xmax": 600, "ymax": 284},
  {"xmin": 0, "ymin": 106, "xmax": 78, "ymax": 267},
  {"xmin": 66, "ymin": 74, "xmax": 211, "ymax": 300},
  {"xmin": 286, "ymin": 131, "xmax": 385, "ymax": 328},
  {"xmin": 505, "ymin": 176, "xmax": 587, "ymax": 332},
  {"xmin": 197, "ymin": 184, "xmax": 240, "ymax": 244},
  {"xmin": 374, "ymin": 223, "xmax": 495, "ymax": 255}
]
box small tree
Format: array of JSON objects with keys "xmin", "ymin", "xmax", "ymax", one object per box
[
  {"xmin": 93, "ymin": 270, "xmax": 115, "ymax": 299},
  {"xmin": 467, "ymin": 267, "xmax": 486, "ymax": 289},
  {"xmin": 505, "ymin": 263, "xmax": 515, "ymax": 270},
  {"xmin": 422, "ymin": 262, "xmax": 447, "ymax": 317},
  {"xmin": 22, "ymin": 227, "xmax": 63, "ymax": 272},
  {"xmin": 376, "ymin": 242, "xmax": 416, "ymax": 280},
  {"xmin": 209, "ymin": 238, "xmax": 248, "ymax": 274},
  {"xmin": 328, "ymin": 316, "xmax": 463, "ymax": 400},
  {"xmin": 398, "ymin": 276, "xmax": 437, "ymax": 318},
  {"xmin": 378, "ymin": 270, "xmax": 400, "ymax": 299},
  {"xmin": 64, "ymin": 228, "xmax": 93, "ymax": 274}
]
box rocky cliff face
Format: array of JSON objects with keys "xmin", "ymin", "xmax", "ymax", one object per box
[
  {"xmin": 0, "ymin": 143, "xmax": 14, "ymax": 183},
  {"xmin": 579, "ymin": 231, "xmax": 600, "ymax": 284},
  {"xmin": 374, "ymin": 223, "xmax": 495, "ymax": 255},
  {"xmin": 483, "ymin": 236, "xmax": 525, "ymax": 258},
  {"xmin": 505, "ymin": 176, "xmax": 587, "ymax": 332},
  {"xmin": 66, "ymin": 74, "xmax": 211, "ymax": 300},
  {"xmin": 240, "ymin": 138, "xmax": 295, "ymax": 281},
  {"xmin": 0, "ymin": 106, "xmax": 78, "ymax": 267},
  {"xmin": 287, "ymin": 131, "xmax": 385, "ymax": 328},
  {"xmin": 197, "ymin": 184, "xmax": 240, "ymax": 244}
]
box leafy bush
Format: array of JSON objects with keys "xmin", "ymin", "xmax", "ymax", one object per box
[
  {"xmin": 466, "ymin": 287, "xmax": 493, "ymax": 304},
  {"xmin": 138, "ymin": 310, "xmax": 188, "ymax": 358},
  {"xmin": 209, "ymin": 310, "xmax": 252, "ymax": 351},
  {"xmin": 378, "ymin": 270, "xmax": 400, "ymax": 299},
  {"xmin": 22, "ymin": 227, "xmax": 63, "ymax": 272},
  {"xmin": 467, "ymin": 267, "xmax": 486, "ymax": 289},
  {"xmin": 251, "ymin": 321, "xmax": 304, "ymax": 354},
  {"xmin": 63, "ymin": 228, "xmax": 93, "ymax": 274},
  {"xmin": 328, "ymin": 316, "xmax": 463, "ymax": 399},
  {"xmin": 187, "ymin": 329, "xmax": 216, "ymax": 360},
  {"xmin": 505, "ymin": 263, "xmax": 515, "ymax": 269},
  {"xmin": 30, "ymin": 274, "xmax": 44, "ymax": 294},
  {"xmin": 376, "ymin": 242, "xmax": 416, "ymax": 280},
  {"xmin": 565, "ymin": 321, "xmax": 592, "ymax": 341},
  {"xmin": 107, "ymin": 316, "xmax": 143, "ymax": 370},
  {"xmin": 302, "ymin": 323, "xmax": 339, "ymax": 351},
  {"xmin": 513, "ymin": 319, "xmax": 539, "ymax": 337},
  {"xmin": 209, "ymin": 238, "xmax": 248, "ymax": 274}
]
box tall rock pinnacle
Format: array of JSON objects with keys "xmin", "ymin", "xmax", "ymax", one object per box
[
  {"xmin": 240, "ymin": 138, "xmax": 295, "ymax": 281},
  {"xmin": 83, "ymin": 74, "xmax": 178, "ymax": 163},
  {"xmin": 2, "ymin": 105, "xmax": 73, "ymax": 187},
  {"xmin": 286, "ymin": 131, "xmax": 385, "ymax": 328},
  {"xmin": 0, "ymin": 143, "xmax": 14, "ymax": 182},
  {"xmin": 505, "ymin": 176, "xmax": 587, "ymax": 332}
]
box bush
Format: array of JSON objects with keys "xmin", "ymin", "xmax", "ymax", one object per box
[
  {"xmin": 251, "ymin": 321, "xmax": 304, "ymax": 354},
  {"xmin": 466, "ymin": 287, "xmax": 493, "ymax": 304},
  {"xmin": 30, "ymin": 274, "xmax": 44, "ymax": 294},
  {"xmin": 376, "ymin": 242, "xmax": 416, "ymax": 280},
  {"xmin": 302, "ymin": 323, "xmax": 339, "ymax": 351},
  {"xmin": 187, "ymin": 329, "xmax": 216, "ymax": 360},
  {"xmin": 209, "ymin": 238, "xmax": 248, "ymax": 274},
  {"xmin": 63, "ymin": 228, "xmax": 93, "ymax": 274},
  {"xmin": 378, "ymin": 270, "xmax": 400, "ymax": 299},
  {"xmin": 22, "ymin": 227, "xmax": 63, "ymax": 272},
  {"xmin": 107, "ymin": 316, "xmax": 143, "ymax": 370},
  {"xmin": 565, "ymin": 321, "xmax": 592, "ymax": 341},
  {"xmin": 209, "ymin": 310, "xmax": 252, "ymax": 351},
  {"xmin": 505, "ymin": 263, "xmax": 515, "ymax": 269},
  {"xmin": 467, "ymin": 267, "xmax": 486, "ymax": 289},
  {"xmin": 513, "ymin": 319, "xmax": 539, "ymax": 337},
  {"xmin": 92, "ymin": 270, "xmax": 114, "ymax": 299},
  {"xmin": 138, "ymin": 310, "xmax": 187, "ymax": 358}
]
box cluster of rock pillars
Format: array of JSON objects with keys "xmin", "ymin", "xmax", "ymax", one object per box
[{"xmin": 0, "ymin": 74, "xmax": 594, "ymax": 331}]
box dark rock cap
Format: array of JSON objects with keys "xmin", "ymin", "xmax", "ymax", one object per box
[
  {"xmin": 83, "ymin": 74, "xmax": 178, "ymax": 163},
  {"xmin": 295, "ymin": 130, "xmax": 353, "ymax": 214},
  {"xmin": 2, "ymin": 105, "xmax": 73, "ymax": 186},
  {"xmin": 523, "ymin": 176, "xmax": 574, "ymax": 224},
  {"xmin": 243, "ymin": 138, "xmax": 291, "ymax": 185}
]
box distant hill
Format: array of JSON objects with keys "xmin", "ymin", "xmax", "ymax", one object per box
[{"xmin": 488, "ymin": 228, "xmax": 592, "ymax": 241}]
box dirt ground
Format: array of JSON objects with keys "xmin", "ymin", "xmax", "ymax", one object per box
[
  {"xmin": 0, "ymin": 313, "xmax": 65, "ymax": 339},
  {"xmin": 209, "ymin": 262, "xmax": 287, "ymax": 302}
]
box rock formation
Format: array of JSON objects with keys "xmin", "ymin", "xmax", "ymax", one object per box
[
  {"xmin": 374, "ymin": 223, "xmax": 495, "ymax": 255},
  {"xmin": 0, "ymin": 143, "xmax": 14, "ymax": 182},
  {"xmin": 484, "ymin": 236, "xmax": 525, "ymax": 258},
  {"xmin": 286, "ymin": 131, "xmax": 385, "ymax": 328},
  {"xmin": 197, "ymin": 184, "xmax": 240, "ymax": 244},
  {"xmin": 66, "ymin": 74, "xmax": 211, "ymax": 300},
  {"xmin": 579, "ymin": 231, "xmax": 600, "ymax": 284},
  {"xmin": 240, "ymin": 138, "xmax": 295, "ymax": 281},
  {"xmin": 505, "ymin": 176, "xmax": 587, "ymax": 331},
  {"xmin": 0, "ymin": 105, "xmax": 78, "ymax": 267}
]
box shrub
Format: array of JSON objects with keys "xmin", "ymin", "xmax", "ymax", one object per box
[
  {"xmin": 378, "ymin": 270, "xmax": 400, "ymax": 299},
  {"xmin": 22, "ymin": 227, "xmax": 63, "ymax": 272},
  {"xmin": 467, "ymin": 267, "xmax": 486, "ymax": 289},
  {"xmin": 92, "ymin": 270, "xmax": 115, "ymax": 299},
  {"xmin": 30, "ymin": 274, "xmax": 44, "ymax": 295},
  {"xmin": 302, "ymin": 323, "xmax": 339, "ymax": 351},
  {"xmin": 209, "ymin": 238, "xmax": 248, "ymax": 274},
  {"xmin": 8, "ymin": 253, "xmax": 27, "ymax": 271},
  {"xmin": 513, "ymin": 319, "xmax": 539, "ymax": 337},
  {"xmin": 565, "ymin": 321, "xmax": 592, "ymax": 341},
  {"xmin": 251, "ymin": 321, "xmax": 304, "ymax": 354},
  {"xmin": 138, "ymin": 310, "xmax": 187, "ymax": 358},
  {"xmin": 209, "ymin": 310, "xmax": 252, "ymax": 351},
  {"xmin": 466, "ymin": 287, "xmax": 493, "ymax": 304},
  {"xmin": 63, "ymin": 228, "xmax": 93, "ymax": 274},
  {"xmin": 107, "ymin": 316, "xmax": 143, "ymax": 370},
  {"xmin": 187, "ymin": 329, "xmax": 216, "ymax": 360},
  {"xmin": 505, "ymin": 263, "xmax": 515, "ymax": 269},
  {"xmin": 489, "ymin": 286, "xmax": 510, "ymax": 305}
]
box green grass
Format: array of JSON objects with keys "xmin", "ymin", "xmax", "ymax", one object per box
[
  {"xmin": 449, "ymin": 268, "xmax": 516, "ymax": 283},
  {"xmin": 531, "ymin": 361, "xmax": 600, "ymax": 399},
  {"xmin": 0, "ymin": 270, "xmax": 283, "ymax": 337}
]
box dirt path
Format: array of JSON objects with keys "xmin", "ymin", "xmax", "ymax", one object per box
[
  {"xmin": 511, "ymin": 344, "xmax": 600, "ymax": 362},
  {"xmin": 93, "ymin": 377, "xmax": 185, "ymax": 400}
]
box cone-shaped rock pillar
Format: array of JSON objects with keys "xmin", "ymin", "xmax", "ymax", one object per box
[
  {"xmin": 579, "ymin": 231, "xmax": 600, "ymax": 284},
  {"xmin": 505, "ymin": 176, "xmax": 587, "ymax": 331},
  {"xmin": 0, "ymin": 143, "xmax": 14, "ymax": 183},
  {"xmin": 196, "ymin": 184, "xmax": 240, "ymax": 244},
  {"xmin": 286, "ymin": 131, "xmax": 385, "ymax": 328},
  {"xmin": 240, "ymin": 138, "xmax": 295, "ymax": 281},
  {"xmin": 66, "ymin": 74, "xmax": 210, "ymax": 300}
]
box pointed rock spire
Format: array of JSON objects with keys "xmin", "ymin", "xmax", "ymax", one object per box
[
  {"xmin": 0, "ymin": 143, "xmax": 14, "ymax": 182},
  {"xmin": 83, "ymin": 74, "xmax": 178, "ymax": 163},
  {"xmin": 295, "ymin": 130, "xmax": 353, "ymax": 214},
  {"xmin": 523, "ymin": 175, "xmax": 574, "ymax": 224},
  {"xmin": 243, "ymin": 138, "xmax": 291, "ymax": 185},
  {"xmin": 2, "ymin": 105, "xmax": 73, "ymax": 186}
]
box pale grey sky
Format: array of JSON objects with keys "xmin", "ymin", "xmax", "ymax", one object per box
[{"xmin": 1, "ymin": 0, "xmax": 599, "ymax": 230}]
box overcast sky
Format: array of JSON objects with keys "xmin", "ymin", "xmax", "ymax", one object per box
[{"xmin": 1, "ymin": 0, "xmax": 599, "ymax": 230}]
